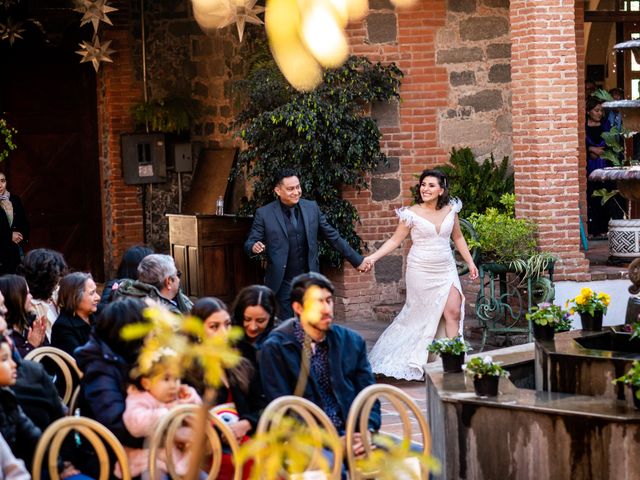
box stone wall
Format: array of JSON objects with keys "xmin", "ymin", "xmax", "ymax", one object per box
[{"xmin": 130, "ymin": 1, "xmax": 252, "ymax": 252}]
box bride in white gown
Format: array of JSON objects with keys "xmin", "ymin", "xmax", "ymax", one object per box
[{"xmin": 364, "ymin": 170, "xmax": 478, "ymax": 380}]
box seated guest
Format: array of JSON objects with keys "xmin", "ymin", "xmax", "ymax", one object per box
[
  {"xmin": 0, "ymin": 274, "xmax": 48, "ymax": 357},
  {"xmin": 231, "ymin": 284, "xmax": 279, "ymax": 351},
  {"xmin": 51, "ymin": 272, "xmax": 100, "ymax": 356},
  {"xmin": 75, "ymin": 298, "xmax": 148, "ymax": 478},
  {"xmin": 190, "ymin": 297, "xmax": 265, "ymax": 440},
  {"xmin": 259, "ymin": 272, "xmax": 380, "ymax": 438},
  {"xmin": 114, "ymin": 254, "xmax": 192, "ymax": 314},
  {"xmin": 0, "ymin": 335, "xmax": 41, "ymax": 470},
  {"xmin": 120, "ymin": 351, "xmax": 202, "ymax": 479},
  {"xmin": 98, "ymin": 245, "xmax": 154, "ymax": 313},
  {"xmin": 17, "ymin": 248, "xmax": 68, "ymax": 342},
  {"xmin": 0, "ymin": 432, "xmax": 29, "ymax": 480}
]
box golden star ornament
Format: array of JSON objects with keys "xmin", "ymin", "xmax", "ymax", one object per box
[{"xmin": 75, "ymin": 36, "xmax": 115, "ymax": 72}]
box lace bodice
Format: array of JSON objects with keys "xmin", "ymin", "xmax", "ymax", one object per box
[{"xmin": 396, "ymin": 199, "xmax": 461, "ymax": 249}]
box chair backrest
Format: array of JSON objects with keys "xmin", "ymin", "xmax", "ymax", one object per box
[
  {"xmin": 344, "ymin": 384, "xmax": 432, "ymax": 480},
  {"xmin": 32, "ymin": 415, "xmax": 130, "ymax": 480},
  {"xmin": 256, "ymin": 396, "xmax": 343, "ymax": 480},
  {"xmin": 24, "ymin": 346, "xmax": 83, "ymax": 408},
  {"xmin": 148, "ymin": 404, "xmax": 241, "ymax": 480}
]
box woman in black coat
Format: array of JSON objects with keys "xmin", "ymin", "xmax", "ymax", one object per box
[
  {"xmin": 0, "ymin": 172, "xmax": 29, "ymax": 275},
  {"xmin": 74, "ymin": 298, "xmax": 148, "ymax": 477}
]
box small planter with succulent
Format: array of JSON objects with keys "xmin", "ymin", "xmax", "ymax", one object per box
[
  {"xmin": 427, "ymin": 336, "xmax": 472, "ymax": 373},
  {"xmin": 566, "ymin": 288, "xmax": 610, "ymax": 331},
  {"xmin": 464, "ymin": 356, "xmax": 509, "ymax": 397},
  {"xmin": 526, "ymin": 303, "xmax": 571, "ymax": 341},
  {"xmin": 614, "ymin": 360, "xmax": 640, "ymax": 409}
]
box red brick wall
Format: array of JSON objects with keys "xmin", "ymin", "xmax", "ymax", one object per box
[
  {"xmin": 510, "ymin": 0, "xmax": 589, "ymax": 280},
  {"xmin": 331, "ymin": 2, "xmax": 450, "ymax": 321},
  {"xmin": 575, "ymin": 0, "xmax": 588, "ymax": 234},
  {"xmin": 97, "ymin": 27, "xmax": 145, "ymax": 277}
]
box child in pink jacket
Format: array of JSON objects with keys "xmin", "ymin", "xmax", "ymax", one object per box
[{"xmin": 119, "ymin": 351, "xmax": 202, "ymax": 478}]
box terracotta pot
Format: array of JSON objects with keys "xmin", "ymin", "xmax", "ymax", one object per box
[
  {"xmin": 473, "ymin": 374, "xmax": 500, "ymax": 397},
  {"xmin": 533, "ymin": 322, "xmax": 555, "ymax": 341},
  {"xmin": 580, "ymin": 311, "xmax": 604, "ymax": 331},
  {"xmin": 440, "ymin": 352, "xmax": 465, "ymax": 373}
]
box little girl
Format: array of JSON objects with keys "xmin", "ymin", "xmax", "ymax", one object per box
[{"xmin": 120, "ymin": 349, "xmax": 201, "ymax": 478}]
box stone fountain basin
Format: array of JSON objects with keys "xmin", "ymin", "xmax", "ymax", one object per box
[
  {"xmin": 574, "ymin": 331, "xmax": 640, "ymax": 354},
  {"xmin": 589, "ymin": 167, "xmax": 640, "ymax": 201}
]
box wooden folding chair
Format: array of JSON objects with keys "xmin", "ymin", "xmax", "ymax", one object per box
[
  {"xmin": 345, "ymin": 384, "xmax": 432, "ymax": 480},
  {"xmin": 256, "ymin": 396, "xmax": 343, "ymax": 480},
  {"xmin": 148, "ymin": 404, "xmax": 241, "ymax": 480},
  {"xmin": 31, "ymin": 415, "xmax": 130, "ymax": 480},
  {"xmin": 25, "ymin": 346, "xmax": 83, "ymax": 410}
]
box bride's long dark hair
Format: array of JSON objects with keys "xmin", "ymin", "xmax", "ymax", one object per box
[{"xmin": 414, "ymin": 169, "xmax": 450, "ymax": 210}]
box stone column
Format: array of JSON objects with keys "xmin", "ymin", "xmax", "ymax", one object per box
[{"xmin": 510, "ymin": 0, "xmax": 589, "ymax": 280}]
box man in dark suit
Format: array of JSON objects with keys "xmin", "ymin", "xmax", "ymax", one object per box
[{"xmin": 245, "ymin": 169, "xmax": 369, "ymax": 318}]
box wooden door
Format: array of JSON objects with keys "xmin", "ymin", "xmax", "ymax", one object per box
[{"xmin": 0, "ymin": 43, "xmax": 104, "ymax": 280}]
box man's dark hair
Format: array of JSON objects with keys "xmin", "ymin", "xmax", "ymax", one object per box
[
  {"xmin": 290, "ymin": 272, "xmax": 334, "ymax": 306},
  {"xmin": 275, "ymin": 168, "xmax": 300, "ymax": 187}
]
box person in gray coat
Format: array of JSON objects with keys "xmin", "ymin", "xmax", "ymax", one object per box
[{"xmin": 245, "ymin": 169, "xmax": 369, "ymax": 318}]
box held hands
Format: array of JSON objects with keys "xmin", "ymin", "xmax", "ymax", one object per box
[
  {"xmin": 357, "ymin": 257, "xmax": 375, "ymax": 273},
  {"xmin": 11, "ymin": 232, "xmax": 22, "ymax": 244}
]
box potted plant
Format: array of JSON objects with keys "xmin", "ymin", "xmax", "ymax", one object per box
[
  {"xmin": 614, "ymin": 360, "xmax": 640, "ymax": 409},
  {"xmin": 554, "ymin": 310, "xmax": 573, "ymax": 333},
  {"xmin": 464, "ymin": 356, "xmax": 509, "ymax": 397},
  {"xmin": 427, "ymin": 336, "xmax": 472, "ymax": 373},
  {"xmin": 525, "ymin": 303, "xmax": 570, "ymax": 341},
  {"xmin": 566, "ymin": 288, "xmax": 610, "ymax": 331}
]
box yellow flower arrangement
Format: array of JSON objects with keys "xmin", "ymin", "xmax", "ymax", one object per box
[{"xmin": 566, "ymin": 287, "xmax": 610, "ymax": 316}]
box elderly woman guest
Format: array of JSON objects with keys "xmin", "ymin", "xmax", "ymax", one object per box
[
  {"xmin": 231, "ymin": 285, "xmax": 278, "ymax": 350},
  {"xmin": 0, "ymin": 275, "xmax": 47, "ymax": 357},
  {"xmin": 17, "ymin": 248, "xmax": 67, "ymax": 342},
  {"xmin": 51, "ymin": 272, "xmax": 100, "ymax": 355},
  {"xmin": 0, "ymin": 172, "xmax": 29, "ymax": 275}
]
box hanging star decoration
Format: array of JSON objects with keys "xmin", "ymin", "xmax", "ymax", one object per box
[
  {"xmin": 0, "ymin": 17, "xmax": 25, "ymax": 45},
  {"xmin": 74, "ymin": 0, "xmax": 118, "ymax": 34},
  {"xmin": 75, "ymin": 36, "xmax": 115, "ymax": 72},
  {"xmin": 225, "ymin": 0, "xmax": 265, "ymax": 42}
]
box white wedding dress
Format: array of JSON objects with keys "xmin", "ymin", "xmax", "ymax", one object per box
[{"xmin": 368, "ymin": 200, "xmax": 465, "ymax": 381}]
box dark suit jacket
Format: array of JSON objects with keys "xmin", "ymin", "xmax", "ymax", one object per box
[
  {"xmin": 260, "ymin": 319, "xmax": 380, "ymax": 432},
  {"xmin": 51, "ymin": 311, "xmax": 92, "ymax": 356},
  {"xmin": 0, "ymin": 193, "xmax": 29, "ymax": 274},
  {"xmin": 244, "ymin": 199, "xmax": 363, "ymax": 292}
]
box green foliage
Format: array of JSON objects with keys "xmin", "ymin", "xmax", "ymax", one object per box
[
  {"xmin": 433, "ymin": 147, "xmax": 514, "ymax": 218},
  {"xmin": 526, "ymin": 303, "xmax": 569, "ymax": 327},
  {"xmin": 232, "ymin": 54, "xmax": 403, "ymax": 266},
  {"xmin": 631, "ymin": 321, "xmax": 640, "ymax": 341},
  {"xmin": 132, "ymin": 96, "xmax": 211, "ymax": 133},
  {"xmin": 614, "ymin": 361, "xmax": 640, "ymax": 397},
  {"xmin": 467, "ymin": 194, "xmax": 539, "ymax": 264},
  {"xmin": 427, "ymin": 336, "xmax": 472, "ymax": 355},
  {"xmin": 464, "ymin": 356, "xmax": 509, "ymax": 378},
  {"xmin": 0, "ymin": 117, "xmax": 17, "ymax": 162}
]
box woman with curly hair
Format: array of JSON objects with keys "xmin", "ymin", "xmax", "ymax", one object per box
[{"xmin": 17, "ymin": 248, "xmax": 67, "ymax": 342}]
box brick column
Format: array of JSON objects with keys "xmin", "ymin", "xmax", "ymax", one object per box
[
  {"xmin": 97, "ymin": 27, "xmax": 145, "ymax": 277},
  {"xmin": 510, "ymin": 0, "xmax": 589, "ymax": 280}
]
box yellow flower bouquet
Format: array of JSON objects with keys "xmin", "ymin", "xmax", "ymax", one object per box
[{"xmin": 566, "ymin": 287, "xmax": 610, "ymax": 316}]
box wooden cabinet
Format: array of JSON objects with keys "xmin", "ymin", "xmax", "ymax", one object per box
[{"xmin": 167, "ymin": 214, "xmax": 263, "ymax": 304}]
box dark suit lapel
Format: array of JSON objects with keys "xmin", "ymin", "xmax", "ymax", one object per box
[
  {"xmin": 299, "ymin": 200, "xmax": 311, "ymax": 237},
  {"xmin": 272, "ymin": 201, "xmax": 288, "ymax": 238}
]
